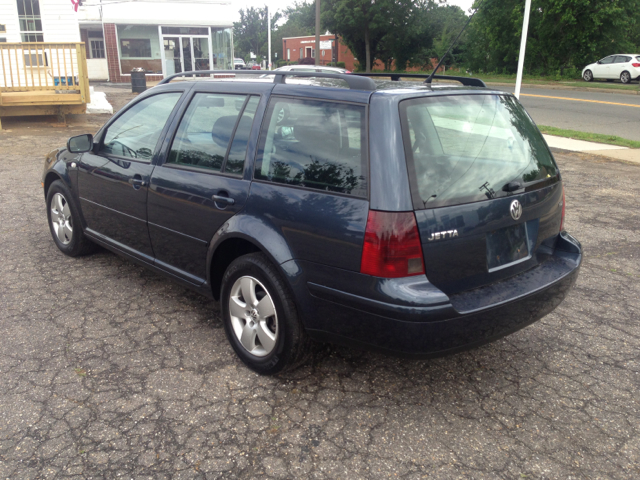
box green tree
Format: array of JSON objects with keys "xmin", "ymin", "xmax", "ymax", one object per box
[
  {"xmin": 233, "ymin": 6, "xmax": 282, "ymax": 61},
  {"xmin": 465, "ymin": 0, "xmax": 640, "ymax": 75},
  {"xmin": 322, "ymin": 0, "xmax": 399, "ymax": 72},
  {"xmin": 322, "ymin": 0, "xmax": 457, "ymax": 72}
]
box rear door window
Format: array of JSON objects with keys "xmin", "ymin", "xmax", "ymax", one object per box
[
  {"xmin": 400, "ymin": 94, "xmax": 558, "ymax": 209},
  {"xmin": 254, "ymin": 98, "xmax": 367, "ymax": 197}
]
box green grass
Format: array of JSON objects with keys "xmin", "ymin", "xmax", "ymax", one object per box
[{"xmin": 537, "ymin": 125, "xmax": 640, "ymax": 148}]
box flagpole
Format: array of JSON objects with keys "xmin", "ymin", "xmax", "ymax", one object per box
[{"xmin": 514, "ymin": 0, "xmax": 532, "ymax": 99}]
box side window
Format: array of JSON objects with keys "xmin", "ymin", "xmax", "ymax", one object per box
[
  {"xmin": 167, "ymin": 93, "xmax": 257, "ymax": 174},
  {"xmin": 600, "ymin": 56, "xmax": 615, "ymax": 64},
  {"xmin": 254, "ymin": 98, "xmax": 367, "ymax": 197},
  {"xmin": 102, "ymin": 93, "xmax": 182, "ymax": 161}
]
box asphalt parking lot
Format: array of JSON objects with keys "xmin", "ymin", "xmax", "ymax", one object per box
[{"xmin": 1, "ymin": 114, "xmax": 639, "ymax": 479}]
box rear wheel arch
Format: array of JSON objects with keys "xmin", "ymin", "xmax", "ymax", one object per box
[{"xmin": 209, "ymin": 237, "xmax": 263, "ymax": 300}]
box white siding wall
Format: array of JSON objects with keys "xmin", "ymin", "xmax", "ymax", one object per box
[
  {"xmin": 87, "ymin": 58, "xmax": 108, "ymax": 80},
  {"xmin": 0, "ymin": 0, "xmax": 21, "ymax": 42},
  {"xmin": 0, "ymin": 0, "xmax": 80, "ymax": 42},
  {"xmin": 41, "ymin": 0, "xmax": 81, "ymax": 42}
]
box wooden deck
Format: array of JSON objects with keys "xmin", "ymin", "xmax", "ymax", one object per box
[{"xmin": 0, "ymin": 42, "xmax": 90, "ymax": 127}]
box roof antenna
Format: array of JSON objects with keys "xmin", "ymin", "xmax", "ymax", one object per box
[{"xmin": 425, "ymin": 0, "xmax": 486, "ymax": 85}]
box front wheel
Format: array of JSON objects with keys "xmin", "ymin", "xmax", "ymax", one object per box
[
  {"xmin": 46, "ymin": 180, "xmax": 96, "ymax": 257},
  {"xmin": 620, "ymin": 71, "xmax": 631, "ymax": 84},
  {"xmin": 220, "ymin": 253, "xmax": 311, "ymax": 374},
  {"xmin": 583, "ymin": 70, "xmax": 593, "ymax": 82}
]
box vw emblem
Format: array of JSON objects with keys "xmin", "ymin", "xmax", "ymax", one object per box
[{"xmin": 510, "ymin": 200, "xmax": 522, "ymax": 221}]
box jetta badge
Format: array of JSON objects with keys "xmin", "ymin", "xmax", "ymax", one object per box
[
  {"xmin": 510, "ymin": 199, "xmax": 522, "ymax": 221},
  {"xmin": 427, "ymin": 229, "xmax": 458, "ymax": 241}
]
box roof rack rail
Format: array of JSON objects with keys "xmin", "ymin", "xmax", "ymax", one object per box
[
  {"xmin": 156, "ymin": 69, "xmax": 377, "ymax": 91},
  {"xmin": 353, "ymin": 73, "xmax": 486, "ymax": 88}
]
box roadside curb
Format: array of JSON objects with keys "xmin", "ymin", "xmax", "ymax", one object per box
[{"xmin": 485, "ymin": 81, "xmax": 640, "ymax": 96}]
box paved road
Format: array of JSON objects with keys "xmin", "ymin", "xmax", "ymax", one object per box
[
  {"xmin": 495, "ymin": 85, "xmax": 640, "ymax": 142},
  {"xmin": 1, "ymin": 122, "xmax": 640, "ymax": 478}
]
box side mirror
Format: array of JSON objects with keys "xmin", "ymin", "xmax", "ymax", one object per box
[
  {"xmin": 67, "ymin": 134, "xmax": 93, "ymax": 153},
  {"xmin": 597, "ymin": 60, "xmax": 602, "ymax": 64}
]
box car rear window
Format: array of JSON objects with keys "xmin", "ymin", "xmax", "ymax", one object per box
[
  {"xmin": 400, "ymin": 94, "xmax": 558, "ymax": 209},
  {"xmin": 254, "ymin": 97, "xmax": 367, "ymax": 197}
]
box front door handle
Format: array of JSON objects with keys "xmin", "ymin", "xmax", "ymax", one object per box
[{"xmin": 212, "ymin": 194, "xmax": 235, "ymax": 206}]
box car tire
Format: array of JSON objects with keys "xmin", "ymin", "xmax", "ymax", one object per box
[
  {"xmin": 620, "ymin": 71, "xmax": 631, "ymax": 84},
  {"xmin": 583, "ymin": 69, "xmax": 593, "ymax": 82},
  {"xmin": 46, "ymin": 180, "xmax": 96, "ymax": 257},
  {"xmin": 221, "ymin": 252, "xmax": 312, "ymax": 374}
]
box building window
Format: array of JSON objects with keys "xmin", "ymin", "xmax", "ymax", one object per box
[
  {"xmin": 287, "ymin": 48, "xmax": 290, "ymax": 60},
  {"xmin": 90, "ymin": 39, "xmax": 105, "ymax": 59},
  {"xmin": 117, "ymin": 25, "xmax": 162, "ymax": 74},
  {"xmin": 299, "ymin": 48, "xmax": 302, "ymax": 59},
  {"xmin": 120, "ymin": 39, "xmax": 151, "ymax": 58},
  {"xmin": 17, "ymin": 0, "xmax": 44, "ymax": 42}
]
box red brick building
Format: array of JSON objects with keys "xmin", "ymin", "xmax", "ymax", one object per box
[
  {"xmin": 282, "ymin": 34, "xmax": 443, "ymax": 73},
  {"xmin": 282, "ymin": 34, "xmax": 358, "ymax": 71}
]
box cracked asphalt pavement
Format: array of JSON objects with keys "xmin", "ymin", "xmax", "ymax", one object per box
[{"xmin": 0, "ymin": 103, "xmax": 639, "ymax": 478}]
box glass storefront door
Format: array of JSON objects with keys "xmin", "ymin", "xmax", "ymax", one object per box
[
  {"xmin": 192, "ymin": 37, "xmax": 210, "ymax": 70},
  {"xmin": 162, "ymin": 36, "xmax": 207, "ymax": 74},
  {"xmin": 161, "ymin": 27, "xmax": 233, "ymax": 75},
  {"xmin": 163, "ymin": 36, "xmax": 180, "ymax": 75}
]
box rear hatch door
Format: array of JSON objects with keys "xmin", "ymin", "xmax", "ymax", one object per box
[{"xmin": 399, "ymin": 93, "xmax": 563, "ymax": 296}]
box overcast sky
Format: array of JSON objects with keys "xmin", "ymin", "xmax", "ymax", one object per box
[{"xmin": 232, "ymin": 0, "xmax": 477, "ymax": 21}]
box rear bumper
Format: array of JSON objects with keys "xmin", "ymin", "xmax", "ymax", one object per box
[{"xmin": 304, "ymin": 232, "xmax": 582, "ymax": 357}]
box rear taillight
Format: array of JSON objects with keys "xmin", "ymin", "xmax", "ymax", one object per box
[
  {"xmin": 560, "ymin": 185, "xmax": 566, "ymax": 232},
  {"xmin": 361, "ymin": 210, "xmax": 425, "ymax": 278},
  {"xmin": 632, "ymin": 63, "xmax": 640, "ymax": 67}
]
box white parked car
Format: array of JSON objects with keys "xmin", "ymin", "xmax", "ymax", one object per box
[
  {"xmin": 272, "ymin": 64, "xmax": 351, "ymax": 74},
  {"xmin": 582, "ymin": 54, "xmax": 640, "ymax": 84}
]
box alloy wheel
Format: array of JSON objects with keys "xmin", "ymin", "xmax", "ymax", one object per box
[
  {"xmin": 583, "ymin": 70, "xmax": 592, "ymax": 81},
  {"xmin": 50, "ymin": 192, "xmax": 73, "ymax": 245},
  {"xmin": 228, "ymin": 275, "xmax": 278, "ymax": 357},
  {"xmin": 621, "ymin": 72, "xmax": 631, "ymax": 84}
]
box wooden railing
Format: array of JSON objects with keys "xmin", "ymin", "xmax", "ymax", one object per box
[{"xmin": 0, "ymin": 42, "xmax": 90, "ymax": 103}]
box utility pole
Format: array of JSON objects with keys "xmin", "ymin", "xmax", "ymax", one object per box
[
  {"xmin": 315, "ymin": 0, "xmax": 320, "ymax": 66},
  {"xmin": 514, "ymin": 0, "xmax": 532, "ymax": 99},
  {"xmin": 267, "ymin": 5, "xmax": 272, "ymax": 70}
]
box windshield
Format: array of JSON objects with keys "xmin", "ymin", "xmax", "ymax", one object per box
[{"xmin": 400, "ymin": 94, "xmax": 558, "ymax": 209}]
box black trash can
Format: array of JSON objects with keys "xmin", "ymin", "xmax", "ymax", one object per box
[{"xmin": 131, "ymin": 68, "xmax": 147, "ymax": 93}]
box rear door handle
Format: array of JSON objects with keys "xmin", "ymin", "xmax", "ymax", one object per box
[{"xmin": 212, "ymin": 194, "xmax": 235, "ymax": 205}]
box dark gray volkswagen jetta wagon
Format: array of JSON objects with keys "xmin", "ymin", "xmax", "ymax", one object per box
[{"xmin": 42, "ymin": 71, "xmax": 582, "ymax": 374}]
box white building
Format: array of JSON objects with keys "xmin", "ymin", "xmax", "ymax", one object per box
[{"xmin": 0, "ymin": 0, "xmax": 236, "ymax": 82}]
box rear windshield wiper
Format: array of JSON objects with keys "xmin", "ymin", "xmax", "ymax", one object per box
[{"xmin": 502, "ymin": 181, "xmax": 522, "ymax": 192}]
